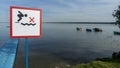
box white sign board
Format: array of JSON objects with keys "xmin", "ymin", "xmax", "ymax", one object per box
[{"xmin": 10, "ymin": 6, "xmax": 42, "ymax": 38}]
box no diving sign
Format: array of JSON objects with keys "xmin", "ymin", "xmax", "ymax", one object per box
[{"xmin": 10, "ymin": 6, "xmax": 42, "ymax": 38}]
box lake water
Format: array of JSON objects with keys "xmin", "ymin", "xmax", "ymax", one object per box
[{"xmin": 0, "ymin": 23, "xmax": 120, "ymax": 68}]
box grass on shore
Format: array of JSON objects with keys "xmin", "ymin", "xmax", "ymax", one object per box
[{"xmin": 71, "ymin": 58, "xmax": 120, "ymax": 68}]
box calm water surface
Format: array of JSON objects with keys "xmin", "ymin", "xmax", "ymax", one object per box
[{"xmin": 0, "ymin": 23, "xmax": 120, "ymax": 68}]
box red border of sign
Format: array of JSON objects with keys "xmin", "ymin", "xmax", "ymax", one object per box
[{"xmin": 10, "ymin": 6, "xmax": 42, "ymax": 38}]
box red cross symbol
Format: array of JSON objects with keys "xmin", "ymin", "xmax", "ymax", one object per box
[{"xmin": 29, "ymin": 17, "xmax": 35, "ymax": 23}]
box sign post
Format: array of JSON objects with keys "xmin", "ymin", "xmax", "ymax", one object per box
[
  {"xmin": 26, "ymin": 38, "xmax": 28, "ymax": 68},
  {"xmin": 10, "ymin": 6, "xmax": 42, "ymax": 68}
]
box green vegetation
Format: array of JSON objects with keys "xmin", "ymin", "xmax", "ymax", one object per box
[
  {"xmin": 71, "ymin": 51, "xmax": 120, "ymax": 68},
  {"xmin": 71, "ymin": 61, "xmax": 120, "ymax": 68}
]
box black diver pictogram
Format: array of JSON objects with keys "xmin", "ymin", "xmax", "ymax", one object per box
[
  {"xmin": 15, "ymin": 11, "xmax": 36, "ymax": 26},
  {"xmin": 16, "ymin": 11, "xmax": 27, "ymax": 23}
]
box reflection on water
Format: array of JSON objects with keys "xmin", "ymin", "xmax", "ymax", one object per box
[{"xmin": 0, "ymin": 23, "xmax": 120, "ymax": 68}]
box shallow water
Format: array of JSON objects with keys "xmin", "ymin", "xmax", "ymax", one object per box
[{"xmin": 0, "ymin": 23, "xmax": 120, "ymax": 68}]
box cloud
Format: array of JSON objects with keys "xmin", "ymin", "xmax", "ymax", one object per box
[
  {"xmin": 40, "ymin": 0, "xmax": 119, "ymax": 22},
  {"xmin": 0, "ymin": 0, "xmax": 119, "ymax": 22}
]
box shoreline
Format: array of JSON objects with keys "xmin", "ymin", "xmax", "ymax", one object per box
[{"xmin": 71, "ymin": 52, "xmax": 120, "ymax": 68}]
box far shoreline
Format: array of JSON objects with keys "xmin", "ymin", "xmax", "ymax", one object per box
[
  {"xmin": 44, "ymin": 22, "xmax": 116, "ymax": 24},
  {"xmin": 0, "ymin": 22, "xmax": 116, "ymax": 24}
]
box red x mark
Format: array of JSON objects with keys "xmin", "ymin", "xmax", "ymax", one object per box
[{"xmin": 29, "ymin": 17, "xmax": 35, "ymax": 23}]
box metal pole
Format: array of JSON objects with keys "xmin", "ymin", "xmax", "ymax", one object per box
[{"xmin": 26, "ymin": 38, "xmax": 28, "ymax": 68}]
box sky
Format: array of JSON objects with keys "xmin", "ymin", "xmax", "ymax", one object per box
[{"xmin": 0, "ymin": 0, "xmax": 119, "ymax": 22}]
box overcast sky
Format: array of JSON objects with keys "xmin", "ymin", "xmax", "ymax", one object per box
[{"xmin": 0, "ymin": 0, "xmax": 119, "ymax": 22}]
